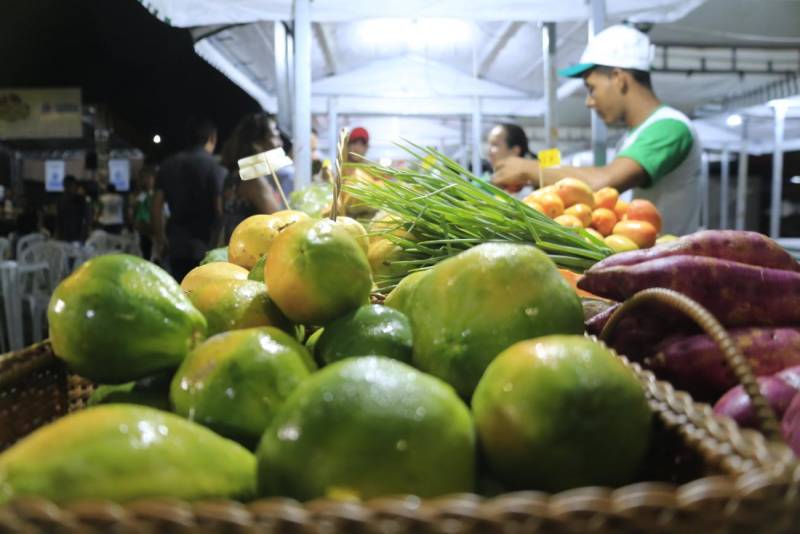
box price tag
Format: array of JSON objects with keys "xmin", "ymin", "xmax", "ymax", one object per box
[{"xmin": 537, "ymin": 148, "xmax": 561, "ymax": 168}]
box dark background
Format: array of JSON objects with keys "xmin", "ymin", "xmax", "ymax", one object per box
[{"xmin": 0, "ymin": 0, "xmax": 260, "ymax": 161}]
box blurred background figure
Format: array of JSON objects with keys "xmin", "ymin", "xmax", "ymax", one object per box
[
  {"xmin": 153, "ymin": 117, "xmax": 226, "ymax": 280},
  {"xmin": 130, "ymin": 165, "xmax": 157, "ymax": 260},
  {"xmin": 219, "ymin": 112, "xmax": 283, "ymax": 243},
  {"xmin": 96, "ymin": 179, "xmax": 126, "ymax": 235},
  {"xmin": 346, "ymin": 127, "xmax": 370, "ymax": 165},
  {"xmin": 55, "ymin": 175, "xmax": 92, "ymax": 242},
  {"xmin": 487, "ymin": 123, "xmax": 535, "ymax": 196}
]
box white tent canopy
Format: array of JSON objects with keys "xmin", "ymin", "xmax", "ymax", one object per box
[{"xmin": 140, "ymin": 0, "xmax": 704, "ymax": 25}]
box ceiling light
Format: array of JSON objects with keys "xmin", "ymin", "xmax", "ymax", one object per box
[
  {"xmin": 791, "ymin": 176, "xmax": 800, "ymax": 185},
  {"xmin": 725, "ymin": 114, "xmax": 742, "ymax": 127},
  {"xmin": 152, "ymin": 134, "xmax": 161, "ymax": 144}
]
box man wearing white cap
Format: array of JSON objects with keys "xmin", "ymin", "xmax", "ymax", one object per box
[{"xmin": 493, "ymin": 25, "xmax": 701, "ymax": 235}]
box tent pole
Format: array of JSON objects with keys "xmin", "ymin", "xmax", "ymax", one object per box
[
  {"xmin": 274, "ymin": 22, "xmax": 292, "ymax": 134},
  {"xmin": 735, "ymin": 117, "xmax": 749, "ymax": 230},
  {"xmin": 720, "ymin": 146, "xmax": 730, "ymax": 229},
  {"xmin": 293, "ymin": 0, "xmax": 312, "ymax": 189},
  {"xmin": 589, "ymin": 0, "xmax": 607, "ymax": 166},
  {"xmin": 460, "ymin": 117, "xmax": 468, "ymax": 169},
  {"xmin": 471, "ymin": 97, "xmax": 482, "ymax": 177},
  {"xmin": 327, "ymin": 97, "xmax": 337, "ymax": 163},
  {"xmin": 542, "ymin": 22, "xmax": 558, "ymax": 148},
  {"xmin": 770, "ymin": 103, "xmax": 787, "ymax": 238},
  {"xmin": 700, "ymin": 150, "xmax": 710, "ymax": 229}
]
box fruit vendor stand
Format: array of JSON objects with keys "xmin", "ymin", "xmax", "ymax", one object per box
[
  {"xmin": 2, "ymin": 136, "xmax": 800, "ymax": 531},
  {"xmin": 3, "ymin": 1, "xmax": 800, "ymax": 532}
]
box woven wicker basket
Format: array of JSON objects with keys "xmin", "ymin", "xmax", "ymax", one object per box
[{"xmin": 2, "ymin": 295, "xmax": 800, "ymax": 532}]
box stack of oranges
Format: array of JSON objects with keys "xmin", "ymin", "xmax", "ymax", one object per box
[{"xmin": 523, "ymin": 178, "xmax": 663, "ymax": 252}]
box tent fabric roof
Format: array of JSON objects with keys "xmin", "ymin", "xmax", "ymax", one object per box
[
  {"xmin": 141, "ymin": 0, "xmax": 800, "ymax": 158},
  {"xmin": 139, "ymin": 0, "xmax": 705, "ymax": 25}
]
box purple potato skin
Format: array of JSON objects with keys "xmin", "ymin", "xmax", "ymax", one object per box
[{"xmin": 714, "ymin": 376, "xmax": 798, "ymax": 428}]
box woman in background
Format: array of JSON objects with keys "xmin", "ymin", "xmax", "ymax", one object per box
[
  {"xmin": 487, "ymin": 123, "xmax": 535, "ymax": 195},
  {"xmin": 219, "ymin": 112, "xmax": 283, "ymax": 242}
]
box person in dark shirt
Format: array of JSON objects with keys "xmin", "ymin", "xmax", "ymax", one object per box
[
  {"xmin": 152, "ymin": 118, "xmax": 226, "ymax": 281},
  {"xmin": 56, "ymin": 175, "xmax": 92, "ymax": 242}
]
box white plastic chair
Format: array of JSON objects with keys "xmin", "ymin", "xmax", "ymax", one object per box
[
  {"xmin": 18, "ymin": 242, "xmax": 67, "ymax": 344},
  {"xmin": 85, "ymin": 230, "xmax": 130, "ymax": 258},
  {"xmin": 15, "ymin": 232, "xmax": 47, "ymax": 260},
  {"xmin": 0, "ymin": 237, "xmax": 10, "ymax": 261}
]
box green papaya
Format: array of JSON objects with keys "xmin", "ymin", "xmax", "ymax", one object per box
[
  {"xmin": 48, "ymin": 254, "xmax": 207, "ymax": 383},
  {"xmin": 0, "ymin": 404, "xmax": 256, "ymax": 504},
  {"xmin": 248, "ymin": 255, "xmax": 266, "ymax": 282},
  {"xmin": 88, "ymin": 372, "xmax": 174, "ymax": 411},
  {"xmin": 171, "ymin": 327, "xmax": 315, "ymax": 446},
  {"xmin": 200, "ymin": 247, "xmax": 229, "ymax": 265}
]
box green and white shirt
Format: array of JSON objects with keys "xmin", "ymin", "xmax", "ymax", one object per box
[{"xmin": 616, "ymin": 105, "xmax": 702, "ymax": 236}]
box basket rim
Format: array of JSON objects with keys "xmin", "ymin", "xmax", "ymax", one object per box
[{"xmin": 1, "ymin": 340, "xmax": 799, "ymax": 530}]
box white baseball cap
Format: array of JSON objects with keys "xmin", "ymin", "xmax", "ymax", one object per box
[{"xmin": 559, "ymin": 25, "xmax": 655, "ymax": 78}]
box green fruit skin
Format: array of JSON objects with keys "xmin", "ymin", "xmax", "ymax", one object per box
[
  {"xmin": 189, "ymin": 280, "xmax": 293, "ymax": 337},
  {"xmin": 171, "ymin": 327, "xmax": 316, "ymax": 446},
  {"xmin": 266, "ymin": 219, "xmax": 373, "ymax": 325},
  {"xmin": 316, "ymin": 305, "xmax": 413, "ymax": 365},
  {"xmin": 200, "ymin": 247, "xmax": 229, "ymax": 265},
  {"xmin": 248, "ymin": 255, "xmax": 266, "ymax": 282},
  {"xmin": 472, "ymin": 336, "xmax": 652, "ymax": 492},
  {"xmin": 88, "ymin": 371, "xmax": 174, "ymax": 411},
  {"xmin": 257, "ymin": 356, "xmax": 476, "ymax": 500},
  {"xmin": 408, "ymin": 243, "xmax": 584, "ymax": 397},
  {"xmin": 48, "ymin": 254, "xmax": 207, "ymax": 384},
  {"xmin": 0, "ymin": 404, "xmax": 256, "ymax": 504},
  {"xmin": 383, "ymin": 269, "xmax": 430, "ymax": 315}
]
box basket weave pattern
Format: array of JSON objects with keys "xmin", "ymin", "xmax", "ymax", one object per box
[{"xmin": 1, "ymin": 341, "xmax": 799, "ymax": 533}]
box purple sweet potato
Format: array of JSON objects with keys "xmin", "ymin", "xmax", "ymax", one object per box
[
  {"xmin": 588, "ymin": 230, "xmax": 799, "ymax": 272},
  {"xmin": 781, "ymin": 393, "xmax": 800, "ymax": 456},
  {"xmin": 713, "ymin": 376, "xmax": 798, "ymax": 428},
  {"xmin": 577, "ymin": 256, "xmax": 800, "ymax": 327},
  {"xmin": 776, "ymin": 365, "xmax": 800, "ymax": 390},
  {"xmin": 585, "ymin": 302, "xmax": 697, "ymax": 361},
  {"xmin": 645, "ymin": 327, "xmax": 800, "ymax": 398}
]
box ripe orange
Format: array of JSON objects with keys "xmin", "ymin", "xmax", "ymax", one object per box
[
  {"xmin": 604, "ymin": 234, "xmax": 639, "ymax": 252},
  {"xmin": 564, "ymin": 203, "xmax": 592, "ymax": 227},
  {"xmin": 590, "ymin": 208, "xmax": 618, "ymax": 236},
  {"xmin": 593, "ymin": 187, "xmax": 619, "ymax": 210},
  {"xmin": 613, "ymin": 199, "xmax": 629, "ymax": 220},
  {"xmin": 554, "ymin": 214, "xmax": 584, "ymax": 228},
  {"xmin": 613, "ymin": 220, "xmax": 657, "ymax": 248},
  {"xmin": 553, "ymin": 178, "xmax": 595, "ymax": 209},
  {"xmin": 624, "ymin": 199, "xmax": 663, "ymax": 233},
  {"xmin": 536, "ymin": 192, "xmax": 565, "ymax": 218}
]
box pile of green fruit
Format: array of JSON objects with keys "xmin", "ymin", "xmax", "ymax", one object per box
[{"xmin": 0, "ymin": 210, "xmax": 652, "ymax": 504}]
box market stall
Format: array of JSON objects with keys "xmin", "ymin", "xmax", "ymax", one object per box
[{"xmin": 1, "ymin": 1, "xmax": 800, "ymax": 532}]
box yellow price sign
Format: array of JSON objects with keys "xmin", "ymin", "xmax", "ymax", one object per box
[{"xmin": 537, "ymin": 148, "xmax": 561, "ymax": 168}]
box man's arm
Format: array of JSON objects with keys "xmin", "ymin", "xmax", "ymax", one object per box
[{"xmin": 492, "ymin": 156, "xmax": 648, "ymax": 192}]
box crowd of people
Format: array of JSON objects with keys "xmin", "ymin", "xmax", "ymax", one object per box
[{"xmin": 48, "ymin": 24, "xmax": 698, "ymax": 280}]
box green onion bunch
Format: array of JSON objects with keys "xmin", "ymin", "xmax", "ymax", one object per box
[{"xmin": 344, "ymin": 142, "xmax": 612, "ymax": 292}]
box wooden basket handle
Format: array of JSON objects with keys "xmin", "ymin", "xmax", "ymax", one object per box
[{"xmin": 599, "ymin": 287, "xmax": 784, "ymax": 442}]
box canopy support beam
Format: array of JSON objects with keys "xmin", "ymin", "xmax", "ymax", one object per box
[
  {"xmin": 720, "ymin": 147, "xmax": 730, "ymax": 229},
  {"xmin": 472, "ymin": 97, "xmax": 482, "ymax": 177},
  {"xmin": 293, "ymin": 0, "xmax": 312, "ymax": 189},
  {"xmin": 274, "ymin": 22, "xmax": 293, "ymax": 134},
  {"xmin": 327, "ymin": 97, "xmax": 337, "ymax": 162},
  {"xmin": 700, "ymin": 150, "xmax": 710, "ymax": 229},
  {"xmin": 589, "ymin": 0, "xmax": 607, "ymax": 166},
  {"xmin": 313, "ymin": 22, "xmax": 337, "ymax": 76},
  {"xmin": 477, "ymin": 21, "xmax": 524, "ymax": 78},
  {"xmin": 542, "ymin": 22, "xmax": 558, "ymax": 148},
  {"xmin": 735, "ymin": 118, "xmax": 749, "ymax": 230},
  {"xmin": 770, "ymin": 103, "xmax": 788, "ymax": 238}
]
